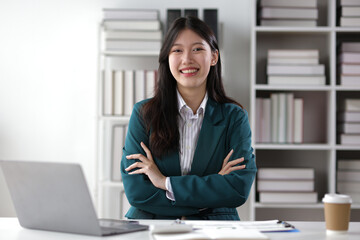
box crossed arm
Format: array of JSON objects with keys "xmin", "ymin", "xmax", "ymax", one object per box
[{"xmin": 125, "ymin": 142, "xmax": 245, "ymax": 190}]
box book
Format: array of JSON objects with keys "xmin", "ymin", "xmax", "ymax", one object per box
[
  {"xmin": 342, "ymin": 7, "xmax": 360, "ymax": 17},
  {"xmin": 337, "ymin": 170, "xmax": 360, "ymax": 181},
  {"xmin": 340, "ymin": 134, "xmax": 360, "ymax": 144},
  {"xmin": 341, "ymin": 0, "xmax": 360, "ymax": 6},
  {"xmin": 343, "ymin": 99, "xmax": 360, "ymax": 111},
  {"xmin": 103, "ymin": 70, "xmax": 113, "ymax": 115},
  {"xmin": 114, "ymin": 70, "xmax": 124, "ymax": 115},
  {"xmin": 184, "ymin": 9, "xmax": 198, "ymax": 18},
  {"xmin": 267, "ymin": 65, "xmax": 325, "ymax": 75},
  {"xmin": 167, "ymin": 9, "xmax": 181, "ymax": 32},
  {"xmin": 277, "ymin": 93, "xmax": 286, "ymax": 143},
  {"xmin": 262, "ymin": 99, "xmax": 272, "ymax": 143},
  {"xmin": 257, "ymin": 179, "xmax": 314, "ymax": 192},
  {"xmin": 102, "ymin": 9, "xmax": 159, "ymax": 20},
  {"xmin": 257, "ymin": 168, "xmax": 315, "ymax": 180},
  {"xmin": 259, "ymin": 192, "xmax": 317, "ymax": 203},
  {"xmin": 340, "ymin": 64, "xmax": 360, "ymax": 75},
  {"xmin": 338, "ymin": 111, "xmax": 360, "ymax": 122},
  {"xmin": 340, "ymin": 17, "xmax": 360, "ymax": 27},
  {"xmin": 105, "ymin": 40, "xmax": 162, "ymax": 51},
  {"xmin": 339, "ymin": 123, "xmax": 360, "ymax": 134},
  {"xmin": 103, "ymin": 20, "xmax": 161, "ymax": 31},
  {"xmin": 286, "ymin": 93, "xmax": 294, "ymax": 143},
  {"xmin": 337, "ymin": 181, "xmax": 360, "ymax": 193},
  {"xmin": 135, "ymin": 70, "xmax": 146, "ymax": 103},
  {"xmin": 270, "ymin": 94, "xmax": 279, "ymax": 143},
  {"xmin": 256, "ymin": 98, "xmax": 262, "ymax": 143},
  {"xmin": 340, "ymin": 75, "xmax": 360, "ymax": 85},
  {"xmin": 268, "ymin": 57, "xmax": 319, "ymax": 65},
  {"xmin": 260, "ymin": 7, "xmax": 318, "ymax": 19},
  {"xmin": 112, "ymin": 125, "xmax": 125, "ymax": 181},
  {"xmin": 104, "ymin": 30, "xmax": 162, "ymax": 40},
  {"xmin": 339, "ymin": 52, "xmax": 360, "ymax": 63},
  {"xmin": 268, "ymin": 49, "xmax": 319, "ymax": 58},
  {"xmin": 260, "ymin": 19, "xmax": 317, "ymax": 27},
  {"xmin": 341, "ymin": 42, "xmax": 360, "ymax": 52},
  {"xmin": 203, "ymin": 9, "xmax": 219, "ymax": 41},
  {"xmin": 338, "ymin": 159, "xmax": 360, "ymax": 170},
  {"xmin": 268, "ymin": 75, "xmax": 325, "ymax": 85},
  {"xmin": 124, "ymin": 70, "xmax": 134, "ymax": 116},
  {"xmin": 260, "ymin": 0, "xmax": 317, "ymax": 8},
  {"xmin": 145, "ymin": 70, "xmax": 156, "ymax": 98},
  {"xmin": 294, "ymin": 98, "xmax": 304, "ymax": 143}
]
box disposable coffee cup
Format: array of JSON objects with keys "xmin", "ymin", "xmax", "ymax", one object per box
[{"xmin": 322, "ymin": 194, "xmax": 352, "ymax": 235}]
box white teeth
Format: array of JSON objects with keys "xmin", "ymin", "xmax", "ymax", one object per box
[{"xmin": 181, "ymin": 69, "xmax": 198, "ymax": 74}]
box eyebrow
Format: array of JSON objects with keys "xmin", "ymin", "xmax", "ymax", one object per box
[{"xmin": 172, "ymin": 42, "xmax": 205, "ymax": 47}]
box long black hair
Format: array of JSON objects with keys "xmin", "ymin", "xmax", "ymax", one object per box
[{"xmin": 141, "ymin": 16, "xmax": 242, "ymax": 158}]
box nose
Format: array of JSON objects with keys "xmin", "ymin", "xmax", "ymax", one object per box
[{"xmin": 181, "ymin": 50, "xmax": 193, "ymax": 64}]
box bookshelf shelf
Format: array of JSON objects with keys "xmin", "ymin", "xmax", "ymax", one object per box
[
  {"xmin": 254, "ymin": 26, "xmax": 332, "ymax": 33},
  {"xmin": 254, "ymin": 144, "xmax": 332, "ymax": 150},
  {"xmin": 254, "ymin": 203, "xmax": 324, "ymax": 209},
  {"xmin": 254, "ymin": 85, "xmax": 332, "ymax": 91},
  {"xmin": 250, "ymin": 0, "xmax": 360, "ymax": 221}
]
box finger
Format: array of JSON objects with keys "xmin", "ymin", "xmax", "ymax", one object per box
[
  {"xmin": 225, "ymin": 157, "xmax": 244, "ymax": 167},
  {"xmin": 222, "ymin": 149, "xmax": 234, "ymax": 168},
  {"xmin": 125, "ymin": 162, "xmax": 144, "ymax": 172},
  {"xmin": 126, "ymin": 154, "xmax": 149, "ymax": 163},
  {"xmin": 128, "ymin": 169, "xmax": 145, "ymax": 175},
  {"xmin": 140, "ymin": 142, "xmax": 153, "ymax": 161},
  {"xmin": 224, "ymin": 165, "xmax": 246, "ymax": 175}
]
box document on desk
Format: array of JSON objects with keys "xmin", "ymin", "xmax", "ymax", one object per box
[
  {"xmin": 190, "ymin": 219, "xmax": 296, "ymax": 232},
  {"xmin": 152, "ymin": 228, "xmax": 269, "ymax": 240}
]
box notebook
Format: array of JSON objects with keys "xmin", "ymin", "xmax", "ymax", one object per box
[{"xmin": 0, "ymin": 160, "xmax": 148, "ymax": 236}]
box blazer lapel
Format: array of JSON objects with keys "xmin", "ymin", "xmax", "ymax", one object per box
[{"xmin": 190, "ymin": 98, "xmax": 225, "ymax": 176}]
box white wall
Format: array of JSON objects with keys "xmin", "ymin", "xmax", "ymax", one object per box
[
  {"xmin": 0, "ymin": 0, "xmax": 252, "ymax": 219},
  {"xmin": 0, "ymin": 0, "xmax": 101, "ymax": 216}
]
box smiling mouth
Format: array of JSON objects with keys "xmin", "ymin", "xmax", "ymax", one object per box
[{"xmin": 180, "ymin": 68, "xmax": 199, "ymax": 74}]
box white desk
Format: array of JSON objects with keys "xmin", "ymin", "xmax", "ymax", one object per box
[{"xmin": 1, "ymin": 218, "xmax": 360, "ymax": 239}]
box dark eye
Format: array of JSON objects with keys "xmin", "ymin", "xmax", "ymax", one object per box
[
  {"xmin": 172, "ymin": 49, "xmax": 182, "ymax": 53},
  {"xmin": 193, "ymin": 48, "xmax": 203, "ymax": 52}
]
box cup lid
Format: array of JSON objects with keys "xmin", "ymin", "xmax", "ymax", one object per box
[{"xmin": 322, "ymin": 193, "xmax": 352, "ymax": 204}]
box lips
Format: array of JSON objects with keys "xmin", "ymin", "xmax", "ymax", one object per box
[{"xmin": 180, "ymin": 67, "xmax": 199, "ymax": 74}]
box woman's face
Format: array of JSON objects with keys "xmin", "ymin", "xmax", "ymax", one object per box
[{"xmin": 168, "ymin": 29, "xmax": 218, "ymax": 94}]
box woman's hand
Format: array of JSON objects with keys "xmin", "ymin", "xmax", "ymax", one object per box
[
  {"xmin": 218, "ymin": 149, "xmax": 245, "ymax": 175},
  {"xmin": 125, "ymin": 142, "xmax": 167, "ymax": 190}
]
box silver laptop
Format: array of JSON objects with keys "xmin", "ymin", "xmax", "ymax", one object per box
[{"xmin": 0, "ymin": 160, "xmax": 148, "ymax": 236}]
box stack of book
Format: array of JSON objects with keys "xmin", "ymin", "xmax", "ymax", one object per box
[
  {"xmin": 103, "ymin": 69, "xmax": 157, "ymax": 116},
  {"xmin": 102, "ymin": 9, "xmax": 162, "ymax": 52},
  {"xmin": 257, "ymin": 168, "xmax": 317, "ymax": 204},
  {"xmin": 339, "ymin": 0, "xmax": 360, "ymax": 27},
  {"xmin": 259, "ymin": 0, "xmax": 318, "ymax": 27},
  {"xmin": 167, "ymin": 9, "xmax": 218, "ymax": 41},
  {"xmin": 256, "ymin": 94, "xmax": 303, "ymax": 144},
  {"xmin": 338, "ymin": 99, "xmax": 360, "ymax": 145},
  {"xmin": 266, "ymin": 49, "xmax": 326, "ymax": 86},
  {"xmin": 337, "ymin": 159, "xmax": 360, "ymax": 203},
  {"xmin": 338, "ymin": 42, "xmax": 360, "ymax": 86}
]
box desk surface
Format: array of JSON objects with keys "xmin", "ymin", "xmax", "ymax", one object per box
[{"xmin": 1, "ymin": 218, "xmax": 360, "ymax": 239}]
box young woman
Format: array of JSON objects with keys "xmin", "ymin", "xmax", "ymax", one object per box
[{"xmin": 120, "ymin": 16, "xmax": 256, "ymax": 220}]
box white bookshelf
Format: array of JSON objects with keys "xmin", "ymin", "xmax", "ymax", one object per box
[
  {"xmin": 96, "ymin": 20, "xmax": 160, "ymax": 219},
  {"xmin": 250, "ymin": 0, "xmax": 360, "ymax": 221}
]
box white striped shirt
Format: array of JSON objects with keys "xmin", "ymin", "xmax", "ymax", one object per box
[{"xmin": 165, "ymin": 90, "xmax": 208, "ymax": 200}]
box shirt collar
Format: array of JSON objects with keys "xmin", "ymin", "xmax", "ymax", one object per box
[{"xmin": 177, "ymin": 89, "xmax": 208, "ymax": 115}]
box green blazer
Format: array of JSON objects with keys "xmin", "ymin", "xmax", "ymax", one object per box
[{"xmin": 120, "ymin": 98, "xmax": 256, "ymax": 220}]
